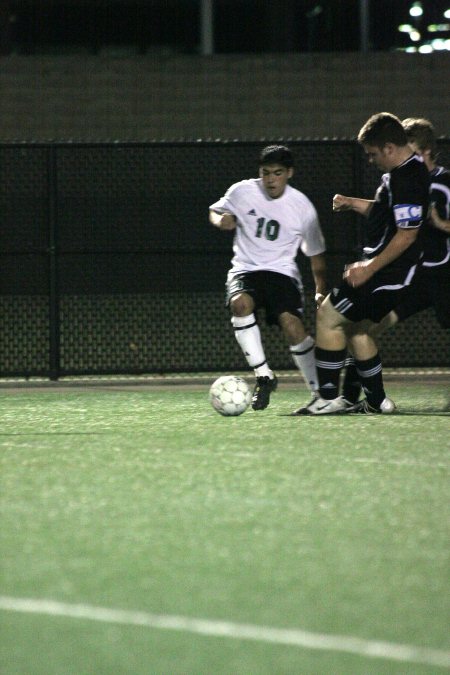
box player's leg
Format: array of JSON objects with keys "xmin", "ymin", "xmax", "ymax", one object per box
[
  {"xmin": 345, "ymin": 331, "xmax": 395, "ymax": 413},
  {"xmin": 315, "ymin": 275, "xmax": 405, "ymax": 414},
  {"xmin": 263, "ymin": 272, "xmax": 319, "ymax": 410},
  {"xmin": 342, "ymin": 281, "xmax": 401, "ymax": 414},
  {"xmin": 294, "ymin": 276, "xmax": 397, "ymax": 415},
  {"xmin": 291, "ymin": 296, "xmax": 352, "ymax": 415},
  {"xmin": 342, "ymin": 312, "xmax": 397, "ymax": 403},
  {"xmin": 342, "ymin": 269, "xmax": 433, "ymax": 412},
  {"xmin": 230, "ymin": 293, "xmax": 274, "ymax": 375},
  {"xmin": 278, "ymin": 311, "xmax": 319, "ymax": 395},
  {"xmin": 227, "ymin": 273, "xmax": 276, "ymax": 410},
  {"xmin": 341, "ymin": 355, "xmax": 361, "ymax": 404},
  {"xmin": 314, "ymin": 295, "xmax": 349, "ymax": 398}
]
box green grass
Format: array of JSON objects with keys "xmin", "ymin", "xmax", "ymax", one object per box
[{"xmin": 0, "ymin": 381, "xmax": 449, "ymax": 674}]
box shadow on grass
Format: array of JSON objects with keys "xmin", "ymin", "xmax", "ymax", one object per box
[
  {"xmin": 0, "ymin": 432, "xmax": 111, "ymax": 436},
  {"xmin": 278, "ymin": 410, "xmax": 450, "ymax": 417}
]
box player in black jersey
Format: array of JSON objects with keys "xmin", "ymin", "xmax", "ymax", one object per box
[
  {"xmin": 293, "ymin": 112, "xmax": 430, "ymax": 415},
  {"xmin": 386, "ymin": 117, "xmax": 450, "ymax": 328},
  {"xmin": 342, "ymin": 118, "xmax": 450, "ymax": 407}
]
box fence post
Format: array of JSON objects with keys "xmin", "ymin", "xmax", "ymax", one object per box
[
  {"xmin": 47, "ymin": 145, "xmax": 60, "ymax": 380},
  {"xmin": 353, "ymin": 140, "xmax": 365, "ymax": 253}
]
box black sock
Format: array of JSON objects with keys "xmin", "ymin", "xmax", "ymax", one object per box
[
  {"xmin": 316, "ymin": 347, "xmax": 347, "ymax": 400},
  {"xmin": 342, "ymin": 357, "xmax": 362, "ymax": 404},
  {"xmin": 355, "ymin": 354, "xmax": 386, "ymax": 408}
]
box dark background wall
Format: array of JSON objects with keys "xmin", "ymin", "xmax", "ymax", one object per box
[{"xmin": 1, "ymin": 52, "xmax": 449, "ymax": 142}]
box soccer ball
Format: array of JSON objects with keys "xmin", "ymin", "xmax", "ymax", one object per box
[{"xmin": 209, "ymin": 375, "xmax": 252, "ymax": 416}]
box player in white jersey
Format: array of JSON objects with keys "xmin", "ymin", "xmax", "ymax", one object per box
[{"xmin": 209, "ymin": 145, "xmax": 326, "ymax": 410}]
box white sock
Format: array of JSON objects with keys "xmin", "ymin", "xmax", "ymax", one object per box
[
  {"xmin": 231, "ymin": 314, "xmax": 273, "ymax": 378},
  {"xmin": 290, "ymin": 335, "xmax": 318, "ymax": 392}
]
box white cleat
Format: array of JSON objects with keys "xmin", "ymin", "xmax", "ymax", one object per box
[
  {"xmin": 293, "ymin": 395, "xmax": 353, "ymax": 416},
  {"xmin": 291, "ymin": 393, "xmax": 319, "ymax": 416}
]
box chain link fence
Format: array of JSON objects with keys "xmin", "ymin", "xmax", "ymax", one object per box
[{"xmin": 1, "ymin": 140, "xmax": 449, "ymax": 378}]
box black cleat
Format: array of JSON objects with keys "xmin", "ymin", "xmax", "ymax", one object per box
[
  {"xmin": 251, "ymin": 376, "xmax": 278, "ymax": 410},
  {"xmin": 347, "ymin": 397, "xmax": 396, "ymax": 414}
]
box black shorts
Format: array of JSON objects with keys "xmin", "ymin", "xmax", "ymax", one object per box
[
  {"xmin": 395, "ymin": 263, "xmax": 450, "ymax": 329},
  {"xmin": 226, "ymin": 270, "xmax": 304, "ymax": 326},
  {"xmin": 330, "ymin": 266, "xmax": 416, "ymax": 323}
]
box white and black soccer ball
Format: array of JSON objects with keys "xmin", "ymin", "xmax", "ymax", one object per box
[{"xmin": 209, "ymin": 375, "xmax": 252, "ymax": 416}]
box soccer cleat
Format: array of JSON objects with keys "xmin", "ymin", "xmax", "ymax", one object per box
[
  {"xmin": 293, "ymin": 395, "xmax": 353, "ymax": 416},
  {"xmin": 347, "ymin": 397, "xmax": 397, "ymax": 414},
  {"xmin": 290, "ymin": 393, "xmax": 320, "ymax": 416},
  {"xmin": 251, "ymin": 375, "xmax": 278, "ymax": 410}
]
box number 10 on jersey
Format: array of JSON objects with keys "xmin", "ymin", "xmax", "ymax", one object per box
[{"xmin": 256, "ymin": 218, "xmax": 280, "ymax": 241}]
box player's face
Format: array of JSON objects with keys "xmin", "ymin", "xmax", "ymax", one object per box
[
  {"xmin": 362, "ymin": 143, "xmax": 394, "ymax": 172},
  {"xmin": 259, "ymin": 164, "xmax": 293, "ymax": 198}
]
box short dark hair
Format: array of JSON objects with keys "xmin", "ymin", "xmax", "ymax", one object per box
[
  {"xmin": 402, "ymin": 117, "xmax": 437, "ymax": 160},
  {"xmin": 259, "ymin": 144, "xmax": 294, "ymax": 168},
  {"xmin": 357, "ymin": 112, "xmax": 408, "ymax": 148}
]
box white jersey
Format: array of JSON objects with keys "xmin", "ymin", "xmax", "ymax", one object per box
[{"xmin": 210, "ymin": 178, "xmax": 325, "ymax": 283}]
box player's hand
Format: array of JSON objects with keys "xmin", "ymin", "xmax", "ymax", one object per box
[
  {"xmin": 343, "ymin": 260, "xmax": 373, "ymax": 288},
  {"xmin": 333, "ymin": 194, "xmax": 352, "ymax": 211},
  {"xmin": 219, "ymin": 213, "xmax": 237, "ymax": 230}
]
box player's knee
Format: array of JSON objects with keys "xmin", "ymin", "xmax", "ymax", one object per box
[
  {"xmin": 348, "ymin": 332, "xmax": 376, "ymax": 352},
  {"xmin": 230, "ymin": 293, "xmax": 253, "ymax": 317},
  {"xmin": 317, "ymin": 298, "xmax": 346, "ymax": 331}
]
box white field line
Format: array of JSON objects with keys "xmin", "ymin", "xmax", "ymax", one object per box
[{"xmin": 1, "ymin": 596, "xmax": 449, "ymax": 669}]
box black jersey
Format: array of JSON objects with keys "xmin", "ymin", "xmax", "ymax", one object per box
[
  {"xmin": 363, "ymin": 154, "xmax": 430, "ymax": 271},
  {"xmin": 421, "ymin": 165, "xmax": 450, "ymax": 267}
]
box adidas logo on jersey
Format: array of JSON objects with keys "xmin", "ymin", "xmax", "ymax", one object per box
[{"xmin": 247, "ymin": 209, "xmax": 257, "ymax": 216}]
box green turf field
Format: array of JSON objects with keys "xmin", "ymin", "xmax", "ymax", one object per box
[{"xmin": 1, "ymin": 378, "xmax": 449, "ymax": 674}]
